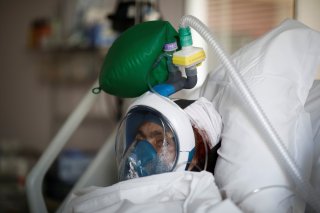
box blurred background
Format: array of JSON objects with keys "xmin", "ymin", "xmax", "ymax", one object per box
[{"xmin": 0, "ymin": 0, "xmax": 319, "ymax": 212}]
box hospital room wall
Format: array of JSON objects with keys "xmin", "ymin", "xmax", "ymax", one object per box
[
  {"xmin": 296, "ymin": 0, "xmax": 320, "ymax": 30},
  {"xmin": 296, "ymin": 0, "xmax": 320, "ymax": 79},
  {"xmin": 0, "ymin": 0, "xmax": 57, "ymax": 153}
]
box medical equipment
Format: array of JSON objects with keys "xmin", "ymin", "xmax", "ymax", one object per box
[
  {"xmin": 151, "ymin": 24, "xmax": 205, "ymax": 97},
  {"xmin": 116, "ymin": 92, "xmax": 196, "ymax": 180},
  {"xmin": 95, "ymin": 20, "xmax": 178, "ymax": 97},
  {"xmin": 172, "ymin": 26, "xmax": 206, "ymax": 68},
  {"xmin": 151, "ymin": 57, "xmax": 199, "ymax": 96}
]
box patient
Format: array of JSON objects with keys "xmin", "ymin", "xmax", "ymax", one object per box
[
  {"xmin": 116, "ymin": 95, "xmax": 222, "ymax": 181},
  {"xmin": 131, "ymin": 105, "xmax": 221, "ymax": 175}
]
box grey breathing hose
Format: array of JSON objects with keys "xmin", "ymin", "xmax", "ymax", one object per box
[{"xmin": 179, "ymin": 15, "xmax": 320, "ymax": 212}]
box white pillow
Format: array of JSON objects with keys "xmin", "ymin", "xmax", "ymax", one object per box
[{"xmin": 202, "ymin": 19, "xmax": 320, "ymax": 212}]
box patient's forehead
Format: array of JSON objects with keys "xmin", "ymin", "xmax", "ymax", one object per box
[
  {"xmin": 137, "ymin": 121, "xmax": 175, "ymax": 140},
  {"xmin": 138, "ymin": 122, "xmax": 162, "ymax": 133}
]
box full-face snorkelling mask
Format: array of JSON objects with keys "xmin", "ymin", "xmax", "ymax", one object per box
[
  {"xmin": 114, "ymin": 16, "xmax": 209, "ymax": 181},
  {"xmin": 115, "ymin": 92, "xmax": 197, "ymax": 181}
]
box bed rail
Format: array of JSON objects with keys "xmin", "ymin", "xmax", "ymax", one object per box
[{"xmin": 26, "ymin": 80, "xmax": 108, "ymax": 213}]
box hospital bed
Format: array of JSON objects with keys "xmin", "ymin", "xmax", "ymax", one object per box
[
  {"xmin": 26, "ymin": 79, "xmax": 320, "ymax": 213},
  {"xmin": 26, "ymin": 79, "xmax": 119, "ymax": 213}
]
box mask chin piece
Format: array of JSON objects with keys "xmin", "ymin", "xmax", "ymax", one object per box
[{"xmin": 122, "ymin": 140, "xmax": 158, "ymax": 180}]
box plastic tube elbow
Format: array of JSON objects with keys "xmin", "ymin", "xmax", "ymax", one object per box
[
  {"xmin": 171, "ymin": 66, "xmax": 197, "ymax": 91},
  {"xmin": 183, "ymin": 66, "xmax": 197, "ymax": 89}
]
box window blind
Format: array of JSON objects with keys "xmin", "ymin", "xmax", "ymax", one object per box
[{"xmin": 207, "ymin": 0, "xmax": 294, "ymax": 52}]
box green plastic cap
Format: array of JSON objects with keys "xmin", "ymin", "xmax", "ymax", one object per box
[{"xmin": 179, "ymin": 27, "xmax": 192, "ymax": 47}]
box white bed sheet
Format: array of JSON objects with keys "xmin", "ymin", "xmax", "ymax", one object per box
[{"xmin": 305, "ymin": 80, "xmax": 320, "ymax": 198}]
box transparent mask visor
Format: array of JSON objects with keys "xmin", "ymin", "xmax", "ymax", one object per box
[{"xmin": 115, "ymin": 107, "xmax": 178, "ymax": 181}]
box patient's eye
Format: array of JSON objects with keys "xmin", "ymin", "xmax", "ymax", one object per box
[
  {"xmin": 155, "ymin": 136, "xmax": 164, "ymax": 147},
  {"xmin": 134, "ymin": 130, "xmax": 145, "ymax": 141}
]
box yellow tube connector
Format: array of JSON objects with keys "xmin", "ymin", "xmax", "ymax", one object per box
[{"xmin": 172, "ymin": 46, "xmax": 206, "ymax": 68}]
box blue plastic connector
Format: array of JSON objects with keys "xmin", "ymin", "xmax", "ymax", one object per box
[{"xmin": 152, "ymin": 84, "xmax": 176, "ymax": 97}]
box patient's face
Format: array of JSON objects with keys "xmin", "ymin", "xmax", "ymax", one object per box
[{"xmin": 134, "ymin": 122, "xmax": 176, "ymax": 164}]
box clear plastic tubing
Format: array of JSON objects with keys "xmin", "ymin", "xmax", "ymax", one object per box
[{"xmin": 179, "ymin": 15, "xmax": 320, "ymax": 212}]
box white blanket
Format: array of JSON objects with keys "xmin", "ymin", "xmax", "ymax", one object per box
[
  {"xmin": 202, "ymin": 19, "xmax": 320, "ymax": 212},
  {"xmin": 63, "ymin": 171, "xmax": 242, "ymax": 213},
  {"xmin": 306, "ymin": 80, "xmax": 320, "ymax": 199}
]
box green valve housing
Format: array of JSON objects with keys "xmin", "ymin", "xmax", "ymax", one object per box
[{"xmin": 97, "ymin": 21, "xmax": 179, "ymax": 98}]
